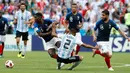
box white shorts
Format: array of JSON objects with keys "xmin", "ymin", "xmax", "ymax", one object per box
[
  {"xmin": 74, "ymin": 32, "xmax": 82, "ymax": 50},
  {"xmin": 97, "ymin": 41, "xmax": 112, "ymax": 55},
  {"xmin": 76, "ymin": 32, "xmax": 81, "ymax": 40},
  {"xmin": 0, "ymin": 35, "xmax": 5, "ymax": 42},
  {"xmin": 41, "ymin": 37, "xmax": 60, "ymax": 51}
]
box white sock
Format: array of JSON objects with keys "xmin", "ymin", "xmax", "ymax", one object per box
[
  {"xmin": 22, "ymin": 45, "xmax": 27, "ymax": 55},
  {"xmin": 17, "ymin": 44, "xmax": 22, "ymax": 52}
]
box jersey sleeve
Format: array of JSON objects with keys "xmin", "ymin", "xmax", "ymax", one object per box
[
  {"xmin": 34, "ymin": 23, "xmax": 40, "ymax": 33},
  {"xmin": 75, "ymin": 39, "xmax": 83, "ymax": 46},
  {"xmin": 4, "ymin": 18, "xmax": 8, "ymax": 27},
  {"xmin": 94, "ymin": 20, "xmax": 101, "ymax": 31},
  {"xmin": 79, "ymin": 13, "xmax": 83, "ymax": 23},
  {"xmin": 110, "ymin": 20, "xmax": 119, "ymax": 30},
  {"xmin": 65, "ymin": 13, "xmax": 69, "ymax": 21},
  {"xmin": 45, "ymin": 19, "xmax": 53, "ymax": 25},
  {"xmin": 14, "ymin": 11, "xmax": 18, "ymax": 19},
  {"xmin": 57, "ymin": 33, "xmax": 65, "ymax": 39},
  {"xmin": 28, "ymin": 11, "xmax": 32, "ymax": 20}
]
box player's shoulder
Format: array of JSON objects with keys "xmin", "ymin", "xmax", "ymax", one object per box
[
  {"xmin": 96, "ymin": 19, "xmax": 103, "ymax": 24},
  {"xmin": 66, "ymin": 12, "xmax": 72, "ymax": 16},
  {"xmin": 109, "ymin": 19, "xmax": 115, "ymax": 23},
  {"xmin": 109, "ymin": 19, "xmax": 116, "ymax": 24},
  {"xmin": 2, "ymin": 17, "xmax": 7, "ymax": 21},
  {"xmin": 44, "ymin": 19, "xmax": 52, "ymax": 23},
  {"xmin": 26, "ymin": 10, "xmax": 31, "ymax": 14},
  {"xmin": 77, "ymin": 12, "xmax": 82, "ymax": 16}
]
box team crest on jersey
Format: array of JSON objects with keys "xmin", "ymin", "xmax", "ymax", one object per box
[
  {"xmin": 69, "ymin": 17, "xmax": 73, "ymax": 22},
  {"xmin": 77, "ymin": 16, "xmax": 80, "ymax": 20},
  {"xmin": 2, "ymin": 21, "xmax": 4, "ymax": 24},
  {"xmin": 100, "ymin": 24, "xmax": 104, "ymax": 30},
  {"xmin": 109, "ymin": 24, "xmax": 111, "ymax": 29}
]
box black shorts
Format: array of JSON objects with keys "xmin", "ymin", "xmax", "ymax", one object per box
[
  {"xmin": 57, "ymin": 56, "xmax": 80, "ymax": 64},
  {"xmin": 16, "ymin": 31, "xmax": 28, "ymax": 41}
]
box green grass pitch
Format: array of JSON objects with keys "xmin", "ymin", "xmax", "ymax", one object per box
[{"xmin": 0, "ymin": 51, "xmax": 130, "ymax": 73}]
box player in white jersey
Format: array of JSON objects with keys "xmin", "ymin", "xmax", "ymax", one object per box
[
  {"xmin": 56, "ymin": 28, "xmax": 99, "ymax": 70},
  {"xmin": 13, "ymin": 3, "xmax": 33, "ymax": 58}
]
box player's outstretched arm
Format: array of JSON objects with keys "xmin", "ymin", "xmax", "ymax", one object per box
[
  {"xmin": 36, "ymin": 31, "xmax": 52, "ymax": 37},
  {"xmin": 92, "ymin": 29, "xmax": 97, "ymax": 42},
  {"xmin": 81, "ymin": 43, "xmax": 99, "ymax": 49},
  {"xmin": 118, "ymin": 29, "xmax": 130, "ymax": 41}
]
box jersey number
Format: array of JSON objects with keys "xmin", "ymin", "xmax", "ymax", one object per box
[{"xmin": 64, "ymin": 39, "xmax": 71, "ymax": 49}]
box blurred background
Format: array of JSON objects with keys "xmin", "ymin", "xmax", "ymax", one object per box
[
  {"xmin": 0, "ymin": 0, "xmax": 129, "ymax": 52},
  {"xmin": 0, "ymin": 0, "xmax": 130, "ymax": 36}
]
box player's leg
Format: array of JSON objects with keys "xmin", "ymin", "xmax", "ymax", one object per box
[
  {"xmin": 93, "ymin": 42, "xmax": 114, "ymax": 71},
  {"xmin": 68, "ymin": 56, "xmax": 83, "ymax": 70},
  {"xmin": 48, "ymin": 48, "xmax": 58, "ymax": 59},
  {"xmin": 105, "ymin": 50, "xmax": 114, "ymax": 71},
  {"xmin": 75, "ymin": 32, "xmax": 82, "ymax": 55},
  {"xmin": 21, "ymin": 32, "xmax": 28, "ymax": 58},
  {"xmin": 16, "ymin": 31, "xmax": 22, "ymax": 57},
  {"xmin": 0, "ymin": 35, "xmax": 5, "ymax": 57}
]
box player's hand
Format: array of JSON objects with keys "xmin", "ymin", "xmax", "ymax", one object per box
[
  {"xmin": 51, "ymin": 32, "xmax": 57, "ymax": 37},
  {"xmin": 77, "ymin": 24, "xmax": 82, "ymax": 29},
  {"xmin": 65, "ymin": 28, "xmax": 70, "ymax": 33},
  {"xmin": 93, "ymin": 36, "xmax": 97, "ymax": 42},
  {"xmin": 24, "ymin": 21, "xmax": 29, "ymax": 24},
  {"xmin": 94, "ymin": 45, "xmax": 100, "ymax": 49},
  {"xmin": 127, "ymin": 38, "xmax": 130, "ymax": 42}
]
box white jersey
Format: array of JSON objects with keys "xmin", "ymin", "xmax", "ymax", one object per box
[
  {"xmin": 58, "ymin": 34, "xmax": 83, "ymax": 59},
  {"xmin": 15, "ymin": 10, "xmax": 32, "ymax": 32}
]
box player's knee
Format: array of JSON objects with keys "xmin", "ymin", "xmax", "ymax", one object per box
[
  {"xmin": 79, "ymin": 56, "xmax": 83, "ymax": 61},
  {"xmin": 48, "ymin": 50, "xmax": 55, "ymax": 58}
]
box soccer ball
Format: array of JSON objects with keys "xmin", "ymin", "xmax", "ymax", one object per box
[{"xmin": 5, "ymin": 60, "xmax": 14, "ymax": 68}]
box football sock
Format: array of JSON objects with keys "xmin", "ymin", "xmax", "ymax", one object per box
[
  {"xmin": 52, "ymin": 54, "xmax": 58, "ymax": 59},
  {"xmin": 1, "ymin": 42, "xmax": 4, "ymax": 55},
  {"xmin": 22, "ymin": 45, "xmax": 27, "ymax": 55},
  {"xmin": 71, "ymin": 50, "xmax": 74, "ymax": 56},
  {"xmin": 68, "ymin": 61, "xmax": 81, "ymax": 70},
  {"xmin": 95, "ymin": 49, "xmax": 106, "ymax": 57},
  {"xmin": 75, "ymin": 45, "xmax": 80, "ymax": 55},
  {"xmin": 105, "ymin": 57, "xmax": 111, "ymax": 68},
  {"xmin": 17, "ymin": 44, "xmax": 21, "ymax": 52},
  {"xmin": 0, "ymin": 42, "xmax": 3, "ymax": 55}
]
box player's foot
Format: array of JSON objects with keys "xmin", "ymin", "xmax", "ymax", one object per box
[
  {"xmin": 17, "ymin": 51, "xmax": 22, "ymax": 58},
  {"xmin": 56, "ymin": 62, "xmax": 65, "ymax": 69},
  {"xmin": 67, "ymin": 67, "xmax": 73, "ymax": 70},
  {"xmin": 0, "ymin": 54, "xmax": 3, "ymax": 58},
  {"xmin": 56, "ymin": 62, "xmax": 62, "ymax": 70},
  {"xmin": 92, "ymin": 52, "xmax": 96, "ymax": 58},
  {"xmin": 21, "ymin": 55, "xmax": 25, "ymax": 59},
  {"xmin": 108, "ymin": 67, "xmax": 114, "ymax": 71}
]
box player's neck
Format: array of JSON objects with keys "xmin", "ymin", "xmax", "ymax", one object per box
[
  {"xmin": 21, "ymin": 10, "xmax": 25, "ymax": 13},
  {"xmin": 104, "ymin": 19, "xmax": 109, "ymax": 23},
  {"xmin": 72, "ymin": 12, "xmax": 77, "ymax": 15}
]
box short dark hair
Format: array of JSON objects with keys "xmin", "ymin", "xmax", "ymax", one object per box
[
  {"xmin": 102, "ymin": 9, "xmax": 109, "ymax": 15},
  {"xmin": 35, "ymin": 13, "xmax": 43, "ymax": 18},
  {"xmin": 20, "ymin": 2, "xmax": 27, "ymax": 7},
  {"xmin": 72, "ymin": 3, "xmax": 77, "ymax": 6}
]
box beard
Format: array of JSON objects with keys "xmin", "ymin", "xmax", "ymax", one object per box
[{"xmin": 102, "ymin": 18, "xmax": 107, "ymax": 21}]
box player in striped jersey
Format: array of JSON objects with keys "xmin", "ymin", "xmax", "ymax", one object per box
[
  {"xmin": 13, "ymin": 3, "xmax": 33, "ymax": 58},
  {"xmin": 56, "ymin": 29, "xmax": 99, "ymax": 70}
]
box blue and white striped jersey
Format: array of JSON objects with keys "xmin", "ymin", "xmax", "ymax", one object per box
[
  {"xmin": 15, "ymin": 10, "xmax": 32, "ymax": 32},
  {"xmin": 58, "ymin": 34, "xmax": 83, "ymax": 59}
]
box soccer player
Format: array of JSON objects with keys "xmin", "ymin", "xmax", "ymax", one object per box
[
  {"xmin": 0, "ymin": 11, "xmax": 8, "ymax": 58},
  {"xmin": 92, "ymin": 10, "xmax": 130, "ymax": 71},
  {"xmin": 56, "ymin": 28, "xmax": 99, "ymax": 70},
  {"xmin": 13, "ymin": 3, "xmax": 33, "ymax": 58},
  {"xmin": 34, "ymin": 13, "xmax": 60, "ymax": 60},
  {"xmin": 65, "ymin": 3, "xmax": 83, "ymax": 55}
]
